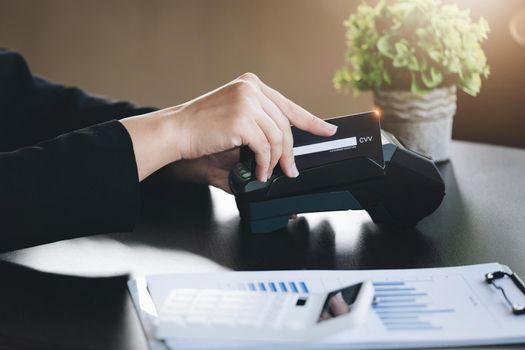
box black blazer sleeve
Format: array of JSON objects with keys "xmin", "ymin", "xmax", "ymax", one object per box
[
  {"xmin": 0, "ymin": 49, "xmax": 156, "ymax": 151},
  {"xmin": 0, "ymin": 49, "xmax": 156, "ymax": 252}
]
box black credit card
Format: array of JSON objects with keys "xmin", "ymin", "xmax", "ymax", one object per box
[{"xmin": 292, "ymin": 111, "xmax": 383, "ymax": 170}]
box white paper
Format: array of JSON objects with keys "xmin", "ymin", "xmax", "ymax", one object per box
[{"xmin": 129, "ymin": 263, "xmax": 525, "ymax": 350}]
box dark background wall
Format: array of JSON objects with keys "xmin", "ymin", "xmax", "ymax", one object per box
[
  {"xmin": 0, "ymin": 0, "xmax": 523, "ymax": 148},
  {"xmin": 454, "ymin": 0, "xmax": 525, "ymax": 148}
]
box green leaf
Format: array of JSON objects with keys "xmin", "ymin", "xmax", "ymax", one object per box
[
  {"xmin": 428, "ymin": 50, "xmax": 442, "ymax": 62},
  {"xmin": 410, "ymin": 73, "xmax": 427, "ymax": 95},
  {"xmin": 377, "ymin": 35, "xmax": 394, "ymax": 58},
  {"xmin": 421, "ymin": 67, "xmax": 443, "ymax": 88},
  {"xmin": 395, "ymin": 40, "xmax": 410, "ymax": 55},
  {"xmin": 462, "ymin": 74, "xmax": 481, "ymax": 96},
  {"xmin": 383, "ymin": 68, "xmax": 392, "ymax": 84},
  {"xmin": 333, "ymin": 0, "xmax": 490, "ymax": 96},
  {"xmin": 408, "ymin": 56, "xmax": 420, "ymax": 71}
]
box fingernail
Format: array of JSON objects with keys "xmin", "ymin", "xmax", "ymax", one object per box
[
  {"xmin": 260, "ymin": 174, "xmax": 268, "ymax": 182},
  {"xmin": 325, "ymin": 123, "xmax": 338, "ymax": 133},
  {"xmin": 267, "ymin": 170, "xmax": 273, "ymax": 179},
  {"xmin": 291, "ymin": 163, "xmax": 299, "ymax": 178}
]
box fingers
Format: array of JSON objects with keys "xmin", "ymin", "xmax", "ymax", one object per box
[
  {"xmin": 213, "ymin": 170, "xmax": 233, "ymax": 194},
  {"xmin": 253, "ymin": 110, "xmax": 283, "ymax": 179},
  {"xmin": 233, "ymin": 72, "xmax": 336, "ymax": 181},
  {"xmin": 253, "ymin": 76, "xmax": 338, "ymax": 137},
  {"xmin": 254, "ymin": 92, "xmax": 298, "ymax": 178},
  {"xmin": 329, "ymin": 292, "xmax": 350, "ymax": 316},
  {"xmin": 244, "ymin": 120, "xmax": 272, "ymax": 182}
]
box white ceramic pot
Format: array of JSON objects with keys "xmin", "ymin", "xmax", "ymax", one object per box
[{"xmin": 373, "ymin": 86, "xmax": 457, "ymax": 162}]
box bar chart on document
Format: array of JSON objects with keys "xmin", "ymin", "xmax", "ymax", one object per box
[
  {"xmin": 143, "ymin": 263, "xmax": 525, "ymax": 348},
  {"xmin": 205, "ymin": 273, "xmax": 496, "ymax": 336}
]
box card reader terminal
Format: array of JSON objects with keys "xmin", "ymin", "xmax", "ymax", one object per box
[{"xmin": 229, "ymin": 111, "xmax": 445, "ymax": 233}]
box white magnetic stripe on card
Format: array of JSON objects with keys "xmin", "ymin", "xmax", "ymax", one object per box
[{"xmin": 293, "ymin": 136, "xmax": 357, "ymax": 156}]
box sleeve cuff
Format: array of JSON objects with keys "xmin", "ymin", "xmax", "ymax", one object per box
[{"xmin": 86, "ymin": 120, "xmax": 140, "ymax": 232}]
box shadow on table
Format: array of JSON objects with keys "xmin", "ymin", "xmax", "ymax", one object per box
[
  {"xmin": 339, "ymin": 160, "xmax": 475, "ymax": 270},
  {"xmin": 115, "ymin": 160, "xmax": 471, "ymax": 271},
  {"xmin": 233, "ymin": 217, "xmax": 338, "ymax": 270},
  {"xmin": 112, "ymin": 181, "xmax": 339, "ymax": 270},
  {"xmin": 0, "ymin": 259, "xmax": 141, "ymax": 350}
]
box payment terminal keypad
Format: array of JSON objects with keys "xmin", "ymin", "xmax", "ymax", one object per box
[{"xmin": 233, "ymin": 162, "xmax": 253, "ymax": 182}]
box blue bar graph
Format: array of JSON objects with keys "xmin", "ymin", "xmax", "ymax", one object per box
[
  {"xmin": 243, "ymin": 279, "xmax": 452, "ymax": 333},
  {"xmin": 374, "ymin": 303, "xmax": 428, "ymax": 309},
  {"xmin": 375, "ymin": 308, "xmax": 455, "ymax": 315},
  {"xmin": 375, "ymin": 292, "xmax": 428, "ymax": 298},
  {"xmin": 379, "ymin": 315, "xmax": 420, "ymax": 320},
  {"xmin": 383, "ymin": 320, "xmax": 432, "ymax": 326},
  {"xmin": 374, "ymin": 287, "xmax": 416, "ymax": 292},
  {"xmin": 300, "ymin": 281, "xmax": 309, "ymax": 293},
  {"xmin": 373, "ymin": 281, "xmax": 405, "ymax": 287},
  {"xmin": 245, "ymin": 280, "xmax": 310, "ymax": 294},
  {"xmin": 373, "ymin": 280, "xmax": 454, "ymax": 332},
  {"xmin": 386, "ymin": 326, "xmax": 442, "ymax": 331},
  {"xmin": 377, "ymin": 298, "xmax": 417, "ymax": 303}
]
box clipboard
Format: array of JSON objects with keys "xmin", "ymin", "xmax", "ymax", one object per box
[
  {"xmin": 128, "ymin": 263, "xmax": 525, "ymax": 349},
  {"xmin": 485, "ymin": 269, "xmax": 525, "ymax": 315}
]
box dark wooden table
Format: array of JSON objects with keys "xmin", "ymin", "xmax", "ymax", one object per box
[{"xmin": 1, "ymin": 141, "xmax": 525, "ymax": 349}]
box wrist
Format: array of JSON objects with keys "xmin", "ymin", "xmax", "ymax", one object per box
[
  {"xmin": 120, "ymin": 107, "xmax": 184, "ymax": 181},
  {"xmin": 162, "ymin": 104, "xmax": 192, "ymax": 161},
  {"xmin": 156, "ymin": 107, "xmax": 184, "ymax": 163}
]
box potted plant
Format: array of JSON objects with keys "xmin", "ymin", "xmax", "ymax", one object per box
[{"xmin": 334, "ymin": 0, "xmax": 490, "ymax": 162}]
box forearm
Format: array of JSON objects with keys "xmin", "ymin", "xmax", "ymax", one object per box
[{"xmin": 119, "ymin": 107, "xmax": 183, "ymax": 181}]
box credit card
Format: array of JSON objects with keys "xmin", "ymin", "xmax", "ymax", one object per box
[{"xmin": 291, "ymin": 111, "xmax": 383, "ymax": 170}]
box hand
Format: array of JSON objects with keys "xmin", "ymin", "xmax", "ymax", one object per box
[
  {"xmin": 171, "ymin": 72, "xmax": 338, "ymax": 182},
  {"xmin": 319, "ymin": 292, "xmax": 350, "ymax": 321},
  {"xmin": 164, "ymin": 149, "xmax": 239, "ymax": 193},
  {"xmin": 121, "ymin": 72, "xmax": 337, "ymax": 182}
]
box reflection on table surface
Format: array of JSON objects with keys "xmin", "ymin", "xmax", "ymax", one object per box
[{"xmin": 1, "ymin": 141, "xmax": 525, "ymax": 278}]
